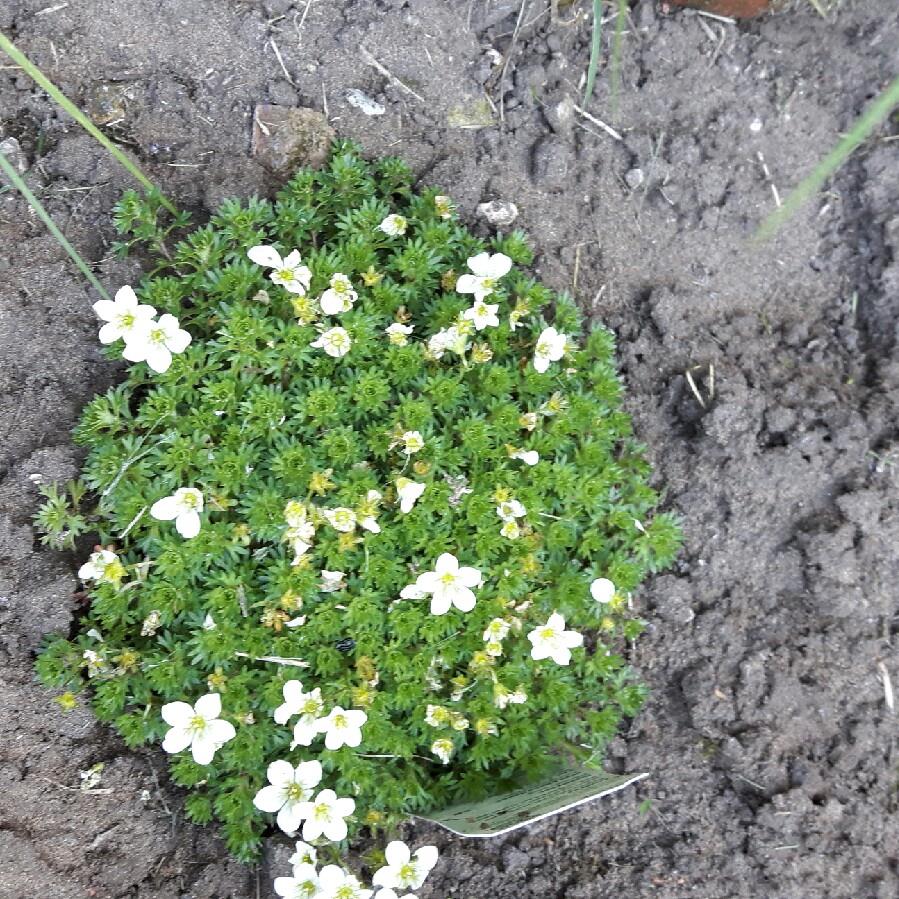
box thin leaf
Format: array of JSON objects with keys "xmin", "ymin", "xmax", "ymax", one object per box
[
  {"xmin": 583, "ymin": 0, "xmax": 603, "ymax": 106},
  {"xmin": 0, "ymin": 30, "xmax": 177, "ymax": 215},
  {"xmin": 0, "ymin": 151, "xmax": 110, "ymax": 300},
  {"xmin": 757, "ymin": 74, "xmax": 899, "ymax": 240},
  {"xmin": 608, "ymin": 0, "xmax": 626, "ymax": 119}
]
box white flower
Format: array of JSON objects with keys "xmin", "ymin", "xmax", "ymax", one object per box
[
  {"xmin": 401, "ymin": 430, "xmax": 424, "ymax": 455},
  {"xmin": 311, "ymin": 326, "xmax": 352, "ymax": 358},
  {"xmin": 373, "ymin": 840, "xmax": 439, "ymax": 891},
  {"xmin": 273, "ymin": 681, "xmax": 325, "ymax": 747},
  {"xmin": 320, "ymin": 273, "xmax": 357, "ymax": 315},
  {"xmin": 483, "ymin": 618, "xmax": 510, "ymax": 642},
  {"xmin": 123, "ymin": 313, "xmax": 191, "ymax": 373},
  {"xmin": 248, "ymin": 245, "xmax": 312, "ymax": 295},
  {"xmin": 428, "ymin": 325, "xmax": 469, "ymax": 359},
  {"xmin": 295, "ymin": 790, "xmax": 356, "ymax": 842},
  {"xmin": 378, "ymin": 214, "xmax": 407, "ymax": 236},
  {"xmin": 315, "ymin": 866, "xmax": 372, "ymax": 899},
  {"xmin": 93, "ymin": 285, "xmax": 156, "ymax": 344},
  {"xmin": 274, "ymin": 864, "xmax": 320, "ymax": 899},
  {"xmin": 316, "ymin": 706, "xmax": 367, "ymax": 750},
  {"xmin": 324, "ymin": 507, "xmax": 357, "ymax": 533},
  {"xmin": 500, "ymin": 521, "xmax": 520, "ymax": 540},
  {"xmin": 202, "ymin": 613, "xmax": 216, "ymax": 630},
  {"xmin": 527, "ymin": 612, "xmax": 584, "ymax": 666},
  {"xmin": 396, "ymin": 477, "xmax": 426, "ymax": 513},
  {"xmin": 161, "ymin": 693, "xmax": 236, "ymax": 765},
  {"xmin": 590, "ymin": 577, "xmax": 616, "ymax": 604},
  {"xmin": 404, "ymin": 552, "xmax": 482, "ymax": 616},
  {"xmin": 252, "ymin": 759, "xmax": 323, "ymax": 834},
  {"xmin": 455, "ymin": 252, "xmax": 512, "ymax": 302},
  {"xmin": 496, "ymin": 499, "xmax": 526, "ymax": 522},
  {"xmin": 288, "ymin": 841, "xmax": 317, "ymax": 871},
  {"xmin": 485, "ymin": 639, "xmax": 504, "ymax": 656},
  {"xmin": 533, "ymin": 326, "xmax": 568, "ymax": 373},
  {"xmin": 359, "ymin": 489, "xmax": 382, "ymax": 534},
  {"xmin": 509, "ymin": 448, "xmax": 540, "ymax": 466},
  {"xmin": 520, "ymin": 411, "xmax": 539, "ymax": 431},
  {"xmin": 493, "ymin": 684, "xmax": 527, "ymax": 709},
  {"xmin": 431, "ymin": 738, "xmax": 454, "ymax": 764},
  {"xmin": 320, "ymin": 569, "xmax": 347, "ymax": 592},
  {"xmin": 462, "ymin": 299, "xmax": 500, "ymax": 331},
  {"xmin": 150, "ymin": 487, "xmax": 204, "ymax": 539},
  {"xmin": 385, "ymin": 322, "xmax": 414, "ymax": 346},
  {"xmin": 434, "ymin": 194, "xmax": 453, "ymax": 219},
  {"xmin": 78, "ymin": 549, "xmax": 123, "ymax": 584}
]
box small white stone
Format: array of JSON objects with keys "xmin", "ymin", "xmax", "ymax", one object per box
[
  {"xmin": 345, "ymin": 89, "xmax": 385, "ymax": 116},
  {"xmin": 749, "ymin": 118, "xmax": 763, "ymax": 132},
  {"xmin": 625, "ymin": 167, "xmax": 645, "ymax": 189},
  {"xmin": 476, "ymin": 199, "xmax": 519, "ymax": 228}
]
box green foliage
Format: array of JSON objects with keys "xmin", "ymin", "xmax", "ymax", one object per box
[
  {"xmin": 35, "ymin": 143, "xmax": 679, "ymax": 862},
  {"xmin": 33, "ymin": 482, "xmax": 89, "ymax": 550}
]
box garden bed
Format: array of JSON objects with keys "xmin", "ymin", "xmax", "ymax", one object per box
[{"xmin": 1, "ymin": 1, "xmax": 897, "ymax": 897}]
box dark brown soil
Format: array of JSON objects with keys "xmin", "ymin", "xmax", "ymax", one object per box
[{"xmin": 2, "ymin": 2, "xmax": 898, "ymax": 897}]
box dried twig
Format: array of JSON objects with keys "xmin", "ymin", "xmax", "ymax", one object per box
[
  {"xmin": 360, "ymin": 45, "xmax": 425, "ymax": 103},
  {"xmin": 573, "ymin": 103, "xmax": 623, "ymax": 141}
]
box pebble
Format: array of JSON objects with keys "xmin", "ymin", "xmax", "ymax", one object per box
[
  {"xmin": 531, "ymin": 136, "xmax": 574, "ymax": 189},
  {"xmin": 477, "ymin": 199, "xmax": 519, "ymax": 228},
  {"xmin": 345, "ymin": 89, "xmax": 386, "ymax": 116},
  {"xmin": 0, "ymin": 136, "xmax": 27, "ymax": 174},
  {"xmin": 251, "ymin": 105, "xmax": 335, "ymax": 177},
  {"xmin": 625, "ymin": 167, "xmax": 645, "ymax": 189}
]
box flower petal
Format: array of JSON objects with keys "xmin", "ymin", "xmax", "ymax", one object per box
[
  {"xmin": 161, "ymin": 700, "xmax": 194, "ymax": 727},
  {"xmin": 334, "ymin": 797, "xmax": 355, "ymax": 817},
  {"xmin": 166, "ymin": 328, "xmax": 192, "ymax": 354},
  {"xmin": 451, "ymin": 586, "xmax": 476, "ymax": 613},
  {"xmin": 161, "ymin": 725, "xmax": 193, "ymax": 754},
  {"xmin": 296, "ymin": 760, "xmax": 323, "ymax": 788},
  {"xmin": 454, "ymin": 273, "xmax": 480, "ymax": 295},
  {"xmin": 194, "ymin": 692, "xmax": 221, "ymax": 720},
  {"xmin": 434, "ymin": 553, "xmax": 458, "ymax": 575},
  {"xmin": 113, "ymin": 285, "xmax": 138, "ymax": 308},
  {"xmin": 254, "ymin": 784, "xmax": 287, "ymax": 813},
  {"xmin": 145, "ymin": 344, "xmax": 173, "ymax": 373},
  {"xmin": 385, "ymin": 840, "xmax": 411, "ymax": 868},
  {"xmin": 276, "ymin": 802, "xmax": 304, "ymax": 835},
  {"xmin": 92, "ymin": 299, "xmax": 117, "ymax": 321},
  {"xmin": 486, "ymin": 252, "xmax": 512, "ymax": 278},
  {"xmin": 190, "ymin": 735, "xmax": 218, "ymax": 765},
  {"xmin": 415, "ymin": 844, "xmax": 439, "ymax": 872},
  {"xmin": 466, "ymin": 252, "xmax": 492, "ymax": 277},
  {"xmin": 248, "ymin": 245, "xmax": 283, "ymax": 268},
  {"xmin": 323, "ymin": 817, "xmax": 349, "ymax": 842},
  {"xmin": 150, "ymin": 496, "xmax": 179, "ymax": 521},
  {"xmin": 205, "ymin": 718, "xmax": 236, "ymax": 747},
  {"xmin": 267, "ymin": 759, "xmax": 297, "ymax": 787},
  {"xmin": 430, "ymin": 592, "xmax": 452, "ymax": 616},
  {"xmin": 590, "ymin": 578, "xmax": 615, "ymax": 603},
  {"xmin": 176, "ymin": 510, "xmax": 201, "ymax": 539},
  {"xmin": 97, "ymin": 321, "xmax": 122, "ymax": 344},
  {"xmin": 456, "ymin": 566, "xmax": 482, "ymax": 588},
  {"xmin": 283, "ymin": 249, "xmax": 302, "ymax": 268}
]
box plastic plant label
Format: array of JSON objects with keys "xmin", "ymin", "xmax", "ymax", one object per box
[{"xmin": 417, "ymin": 764, "xmax": 648, "ymax": 838}]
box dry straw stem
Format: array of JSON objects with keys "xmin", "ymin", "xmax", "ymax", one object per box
[
  {"xmin": 0, "ymin": 30, "xmax": 177, "ymax": 215},
  {"xmin": 0, "ymin": 150, "xmax": 111, "ymax": 300},
  {"xmin": 756, "ymin": 74, "xmax": 899, "ymax": 240}
]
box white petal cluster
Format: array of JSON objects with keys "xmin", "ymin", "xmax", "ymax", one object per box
[
  {"xmin": 400, "ymin": 552, "xmax": 482, "ymax": 615},
  {"xmin": 248, "ymin": 245, "xmax": 312, "ymax": 295},
  {"xmin": 161, "ymin": 693, "xmax": 236, "ymax": 764},
  {"xmin": 527, "ymin": 612, "xmax": 584, "ymax": 666},
  {"xmin": 378, "ymin": 214, "xmax": 407, "ymax": 236},
  {"xmin": 150, "ymin": 487, "xmax": 203, "ymax": 538},
  {"xmin": 533, "ymin": 326, "xmax": 568, "ymax": 373},
  {"xmin": 252, "ymin": 760, "xmax": 323, "ymax": 834},
  {"xmin": 455, "ymin": 252, "xmax": 512, "ymax": 302},
  {"xmin": 385, "ymin": 322, "xmax": 414, "ymax": 346},
  {"xmin": 78, "ymin": 549, "xmax": 123, "ymax": 584},
  {"xmin": 590, "ymin": 577, "xmax": 616, "ymax": 604},
  {"xmin": 93, "ymin": 286, "xmax": 191, "ymax": 374},
  {"xmin": 373, "ymin": 840, "xmax": 439, "ymax": 891},
  {"xmin": 320, "ymin": 272, "xmax": 357, "ymax": 315},
  {"xmin": 395, "ymin": 477, "xmax": 426, "ymax": 513},
  {"xmin": 311, "ymin": 326, "xmax": 352, "ymax": 358}
]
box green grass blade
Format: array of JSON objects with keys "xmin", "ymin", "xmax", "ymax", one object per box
[
  {"xmin": 0, "ymin": 151, "xmax": 111, "ymax": 301},
  {"xmin": 608, "ymin": 0, "xmax": 626, "ymax": 119},
  {"xmin": 757, "ymin": 74, "xmax": 899, "ymax": 240},
  {"xmin": 0, "ymin": 30, "xmax": 177, "ymax": 215},
  {"xmin": 583, "ymin": 0, "xmax": 603, "ymax": 107}
]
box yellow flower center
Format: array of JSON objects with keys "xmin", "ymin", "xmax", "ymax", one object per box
[
  {"xmin": 539, "ymin": 627, "xmax": 556, "ymax": 640},
  {"xmin": 333, "ymin": 714, "xmax": 347, "ymax": 729},
  {"xmin": 482, "ymin": 277, "xmax": 495, "ymax": 289},
  {"xmin": 286, "ymin": 782, "xmax": 305, "ymax": 801},
  {"xmin": 301, "ymin": 699, "xmax": 319, "ymax": 714},
  {"xmin": 278, "ymin": 268, "xmax": 293, "ymax": 280},
  {"xmin": 118, "ymin": 312, "xmax": 135, "ymax": 328},
  {"xmin": 190, "ymin": 714, "xmax": 207, "ymax": 732},
  {"xmin": 313, "ymin": 801, "xmax": 330, "ymax": 820},
  {"xmin": 399, "ymin": 862, "xmax": 417, "ymax": 882},
  {"xmin": 440, "ymin": 572, "xmax": 457, "ymax": 586}
]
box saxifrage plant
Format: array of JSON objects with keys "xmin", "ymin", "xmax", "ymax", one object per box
[{"xmin": 36, "ymin": 142, "xmax": 679, "ymax": 889}]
